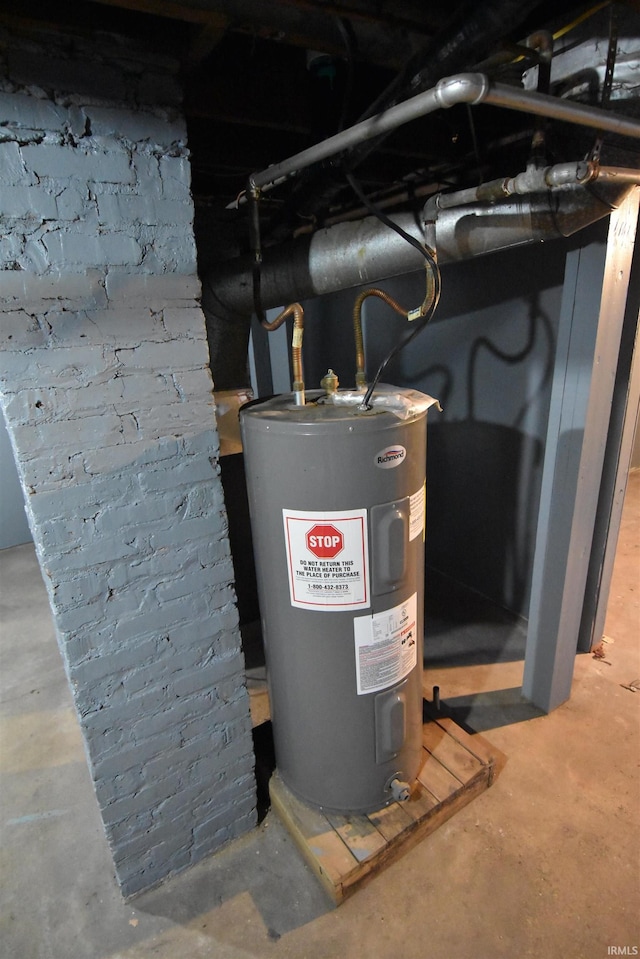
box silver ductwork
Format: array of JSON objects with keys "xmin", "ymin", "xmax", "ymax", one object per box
[
  {"xmin": 203, "ymin": 56, "xmax": 640, "ymax": 387},
  {"xmin": 430, "ymin": 177, "xmax": 638, "ymax": 263},
  {"xmin": 203, "ymin": 180, "xmax": 636, "ymax": 318}
]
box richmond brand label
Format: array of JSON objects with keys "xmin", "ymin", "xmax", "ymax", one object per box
[{"xmin": 374, "ymin": 445, "xmax": 406, "ymax": 469}]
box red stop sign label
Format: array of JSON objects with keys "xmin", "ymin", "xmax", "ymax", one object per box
[{"xmin": 306, "ymin": 524, "xmax": 344, "ymax": 559}]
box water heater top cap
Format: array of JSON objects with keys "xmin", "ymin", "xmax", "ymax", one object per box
[
  {"xmin": 241, "ymin": 385, "xmax": 440, "ymax": 424},
  {"xmin": 327, "ymin": 386, "xmax": 441, "ymax": 421}
]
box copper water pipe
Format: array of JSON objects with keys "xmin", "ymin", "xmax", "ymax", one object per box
[
  {"xmin": 353, "ymin": 289, "xmax": 408, "ymax": 389},
  {"xmin": 260, "ymin": 302, "xmax": 306, "ymax": 405},
  {"xmin": 352, "ymin": 256, "xmax": 439, "ymax": 388}
]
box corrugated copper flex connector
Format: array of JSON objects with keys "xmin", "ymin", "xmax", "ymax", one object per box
[
  {"xmin": 353, "ymin": 289, "xmax": 407, "ymax": 390},
  {"xmin": 261, "ymin": 302, "xmax": 305, "ymax": 405},
  {"xmin": 352, "ymin": 265, "xmax": 437, "ymax": 391}
]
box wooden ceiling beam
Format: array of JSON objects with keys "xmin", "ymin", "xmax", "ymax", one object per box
[
  {"xmin": 187, "ymin": 19, "xmax": 229, "ymax": 65},
  {"xmin": 84, "ymin": 0, "xmax": 438, "ymax": 69},
  {"xmin": 85, "ymin": 0, "xmax": 220, "ymax": 26}
]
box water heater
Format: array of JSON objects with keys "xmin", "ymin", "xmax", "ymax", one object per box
[{"xmin": 240, "ymin": 386, "xmax": 439, "ymax": 814}]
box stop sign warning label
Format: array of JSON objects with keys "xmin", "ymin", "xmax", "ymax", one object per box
[
  {"xmin": 306, "ymin": 524, "xmax": 344, "ymax": 558},
  {"xmin": 283, "ymin": 508, "xmax": 369, "ymax": 611}
]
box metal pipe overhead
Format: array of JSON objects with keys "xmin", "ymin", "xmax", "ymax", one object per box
[{"xmin": 248, "ymin": 73, "xmax": 640, "ymax": 195}]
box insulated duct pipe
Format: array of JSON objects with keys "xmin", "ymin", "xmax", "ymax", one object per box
[{"xmin": 205, "ymin": 180, "xmax": 636, "ymax": 317}]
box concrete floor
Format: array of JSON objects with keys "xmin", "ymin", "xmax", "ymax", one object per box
[{"xmin": 1, "ymin": 473, "xmax": 638, "ymax": 959}]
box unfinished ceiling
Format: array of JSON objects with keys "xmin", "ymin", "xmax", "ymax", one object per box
[{"xmin": 2, "ymin": 0, "xmax": 640, "ymax": 267}]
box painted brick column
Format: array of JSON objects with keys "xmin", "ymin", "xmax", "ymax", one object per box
[{"xmin": 0, "ymin": 25, "xmax": 256, "ymax": 896}]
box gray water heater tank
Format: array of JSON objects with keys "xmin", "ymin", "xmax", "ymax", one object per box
[{"xmin": 240, "ymin": 386, "xmax": 439, "ymax": 814}]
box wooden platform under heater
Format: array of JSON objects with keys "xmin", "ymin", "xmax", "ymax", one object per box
[{"xmin": 269, "ymin": 707, "xmax": 506, "ymax": 906}]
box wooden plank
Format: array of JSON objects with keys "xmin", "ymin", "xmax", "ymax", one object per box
[
  {"xmin": 269, "ymin": 773, "xmax": 357, "ymax": 898},
  {"xmin": 523, "ymin": 195, "xmax": 640, "ymax": 710},
  {"xmin": 422, "ymin": 720, "xmax": 486, "ymax": 784},
  {"xmin": 402, "ymin": 779, "xmax": 440, "ymax": 822},
  {"xmin": 417, "ymin": 748, "xmax": 464, "ymax": 803},
  {"xmin": 424, "ymin": 712, "xmax": 493, "ymax": 764},
  {"xmin": 366, "ymin": 801, "xmax": 414, "ymax": 842},
  {"xmin": 270, "ymin": 715, "xmax": 502, "ymax": 906},
  {"xmin": 325, "ymin": 812, "xmax": 388, "ymax": 863},
  {"xmin": 424, "ymin": 712, "xmax": 507, "ymax": 784},
  {"xmin": 90, "ymin": 0, "xmax": 226, "ymax": 25},
  {"xmin": 339, "ymin": 773, "xmax": 491, "ymax": 904}
]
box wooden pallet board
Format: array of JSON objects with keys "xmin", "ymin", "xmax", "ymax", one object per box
[{"xmin": 269, "ymin": 711, "xmax": 505, "ymax": 905}]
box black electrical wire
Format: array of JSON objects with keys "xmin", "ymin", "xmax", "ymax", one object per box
[
  {"xmin": 344, "ymin": 169, "xmax": 442, "ymax": 407},
  {"xmin": 362, "ymin": 291, "xmax": 440, "ymax": 409},
  {"xmin": 344, "ymin": 170, "xmax": 437, "ymax": 268},
  {"xmin": 248, "ymin": 184, "xmax": 268, "ymax": 325}
]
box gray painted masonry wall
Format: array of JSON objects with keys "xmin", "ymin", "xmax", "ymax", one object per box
[
  {"xmin": 0, "ymin": 26, "xmax": 256, "ymax": 897},
  {"xmin": 1, "ymin": 406, "xmax": 31, "ymax": 548}
]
